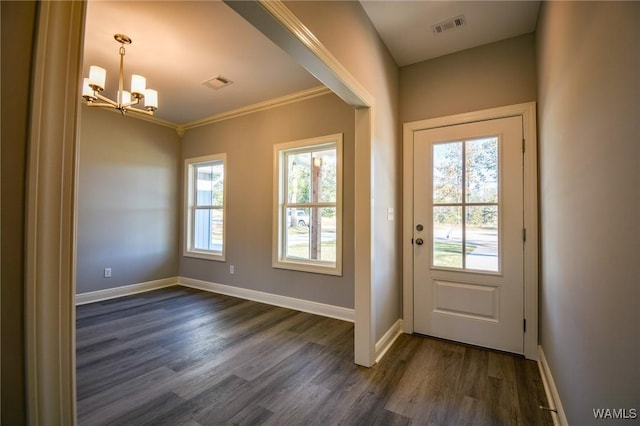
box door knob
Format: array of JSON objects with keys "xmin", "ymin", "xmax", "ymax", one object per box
[{"xmin": 415, "ymin": 238, "xmax": 424, "ymax": 245}]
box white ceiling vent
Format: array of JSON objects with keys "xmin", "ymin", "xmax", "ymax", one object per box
[
  {"xmin": 202, "ymin": 75, "xmax": 234, "ymax": 90},
  {"xmin": 432, "ymin": 15, "xmax": 466, "ymax": 35}
]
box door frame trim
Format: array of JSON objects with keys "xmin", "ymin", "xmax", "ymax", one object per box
[{"xmin": 402, "ymin": 102, "xmax": 538, "ymax": 360}]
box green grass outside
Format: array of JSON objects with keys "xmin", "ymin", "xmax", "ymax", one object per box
[
  {"xmin": 433, "ymin": 240, "xmax": 477, "ymax": 268},
  {"xmin": 286, "ymin": 225, "xmax": 336, "ymax": 261}
]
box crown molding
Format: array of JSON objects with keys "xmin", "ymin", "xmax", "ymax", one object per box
[
  {"xmin": 182, "ymin": 85, "xmax": 332, "ymax": 131},
  {"xmin": 96, "ymin": 86, "xmax": 332, "ymax": 137}
]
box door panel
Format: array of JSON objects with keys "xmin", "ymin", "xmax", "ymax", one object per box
[
  {"xmin": 433, "ymin": 280, "xmax": 498, "ymax": 320},
  {"xmin": 413, "ymin": 116, "xmax": 524, "ymax": 354}
]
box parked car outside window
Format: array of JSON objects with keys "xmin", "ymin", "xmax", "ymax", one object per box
[{"xmin": 287, "ymin": 209, "xmax": 309, "ymax": 226}]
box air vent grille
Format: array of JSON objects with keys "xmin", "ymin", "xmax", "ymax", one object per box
[
  {"xmin": 432, "ymin": 15, "xmax": 466, "ymax": 35},
  {"xmin": 202, "ymin": 75, "xmax": 234, "ymax": 90}
]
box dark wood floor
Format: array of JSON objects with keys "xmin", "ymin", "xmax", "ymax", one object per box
[{"xmin": 76, "ymin": 286, "xmax": 553, "ymax": 425}]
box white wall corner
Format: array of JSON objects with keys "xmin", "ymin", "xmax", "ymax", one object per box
[
  {"xmin": 538, "ymin": 345, "xmax": 569, "ymax": 426},
  {"xmin": 178, "ymin": 276, "xmax": 354, "ymax": 323},
  {"xmin": 375, "ymin": 319, "xmax": 404, "ymax": 364},
  {"xmin": 75, "ymin": 277, "xmax": 180, "ymax": 305}
]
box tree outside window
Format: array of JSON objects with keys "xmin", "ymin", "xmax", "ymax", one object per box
[{"xmin": 274, "ymin": 134, "xmax": 342, "ymax": 275}]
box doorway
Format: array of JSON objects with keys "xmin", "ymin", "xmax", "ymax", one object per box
[
  {"xmin": 402, "ymin": 103, "xmax": 539, "ymax": 359},
  {"xmin": 413, "ymin": 116, "xmax": 523, "ymax": 353},
  {"xmin": 25, "ymin": 1, "xmax": 379, "ymax": 421}
]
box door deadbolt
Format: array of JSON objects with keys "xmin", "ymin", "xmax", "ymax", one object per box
[
  {"xmin": 416, "ymin": 224, "xmax": 424, "ymax": 231},
  {"xmin": 415, "ymin": 238, "xmax": 424, "ymax": 245}
]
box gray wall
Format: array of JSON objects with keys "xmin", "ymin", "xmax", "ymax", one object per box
[
  {"xmin": 285, "ymin": 0, "xmax": 401, "ymax": 341},
  {"xmin": 180, "ymin": 93, "xmax": 355, "ymax": 308},
  {"xmin": 76, "ymin": 108, "xmax": 180, "ymax": 294},
  {"xmin": 536, "ymin": 2, "xmax": 640, "ymax": 424},
  {"xmin": 400, "ymin": 33, "xmax": 537, "ymax": 123},
  {"xmin": 1, "ymin": 1, "xmax": 37, "ymax": 423}
]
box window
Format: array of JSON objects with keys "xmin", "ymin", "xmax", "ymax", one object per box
[
  {"xmin": 273, "ymin": 134, "xmax": 342, "ymax": 275},
  {"xmin": 184, "ymin": 154, "xmax": 226, "ymax": 261},
  {"xmin": 432, "ymin": 137, "xmax": 499, "ymax": 272}
]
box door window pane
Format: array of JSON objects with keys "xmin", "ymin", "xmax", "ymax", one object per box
[
  {"xmin": 433, "ymin": 142, "xmax": 463, "ymax": 203},
  {"xmin": 433, "ymin": 206, "xmax": 463, "ymax": 268},
  {"xmin": 465, "ymin": 206, "xmax": 498, "ymax": 271},
  {"xmin": 466, "ymin": 137, "xmax": 498, "ymax": 203}
]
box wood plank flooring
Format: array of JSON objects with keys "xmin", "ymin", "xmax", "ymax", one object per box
[{"xmin": 76, "ymin": 286, "xmax": 553, "ymax": 425}]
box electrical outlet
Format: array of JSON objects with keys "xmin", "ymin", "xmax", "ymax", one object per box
[
  {"xmin": 104, "ymin": 267, "xmax": 112, "ymax": 278},
  {"xmin": 230, "ymin": 265, "xmax": 235, "ymax": 275}
]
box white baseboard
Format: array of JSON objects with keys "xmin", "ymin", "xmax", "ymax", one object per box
[
  {"xmin": 179, "ymin": 276, "xmax": 354, "ymax": 322},
  {"xmin": 538, "ymin": 345, "xmax": 569, "ymax": 426},
  {"xmin": 375, "ymin": 319, "xmax": 404, "ymax": 363},
  {"xmin": 75, "ymin": 277, "xmax": 179, "ymax": 305}
]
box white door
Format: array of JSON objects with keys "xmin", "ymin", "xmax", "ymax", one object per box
[{"xmin": 413, "ymin": 116, "xmax": 524, "ymax": 354}]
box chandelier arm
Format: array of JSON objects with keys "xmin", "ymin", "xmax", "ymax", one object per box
[
  {"xmin": 93, "ymin": 92, "xmax": 119, "ymax": 107},
  {"xmin": 120, "ymin": 97, "xmax": 142, "ymax": 109},
  {"xmin": 125, "ymin": 106, "xmax": 154, "ymax": 116},
  {"xmin": 86, "ymin": 102, "xmax": 117, "ymax": 109}
]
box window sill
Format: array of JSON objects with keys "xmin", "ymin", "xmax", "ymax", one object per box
[
  {"xmin": 184, "ymin": 250, "xmax": 225, "ymax": 262},
  {"xmin": 273, "ymin": 259, "xmax": 342, "ymax": 276}
]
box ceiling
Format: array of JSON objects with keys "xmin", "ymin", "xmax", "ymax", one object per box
[
  {"xmin": 82, "ymin": 1, "xmax": 540, "ymax": 126},
  {"xmin": 83, "ymin": 0, "xmax": 320, "ymax": 125},
  {"xmin": 360, "ymin": 1, "xmax": 540, "ymax": 67}
]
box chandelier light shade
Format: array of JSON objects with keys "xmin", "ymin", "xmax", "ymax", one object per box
[{"xmin": 82, "ymin": 34, "xmax": 158, "ymax": 116}]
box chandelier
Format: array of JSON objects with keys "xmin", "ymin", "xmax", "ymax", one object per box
[{"xmin": 82, "ymin": 34, "xmax": 158, "ymax": 116}]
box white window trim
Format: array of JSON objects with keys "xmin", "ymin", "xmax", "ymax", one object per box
[
  {"xmin": 184, "ymin": 153, "xmax": 227, "ymax": 261},
  {"xmin": 273, "ymin": 134, "xmax": 343, "ymax": 275}
]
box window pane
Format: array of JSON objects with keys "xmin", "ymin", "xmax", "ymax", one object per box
[
  {"xmin": 194, "ymin": 208, "xmax": 223, "ymax": 253},
  {"xmin": 196, "ymin": 162, "xmax": 224, "ymax": 207},
  {"xmin": 287, "ymin": 152, "xmax": 311, "ymax": 204},
  {"xmin": 465, "ymin": 205, "xmax": 498, "ymax": 271},
  {"xmin": 466, "ymin": 137, "xmax": 498, "ymax": 203},
  {"xmin": 285, "ymin": 207, "xmax": 310, "ymax": 260},
  {"xmin": 433, "ymin": 206, "xmax": 462, "ymax": 268},
  {"xmin": 313, "ymin": 149, "xmax": 337, "ymax": 202},
  {"xmin": 433, "ymin": 142, "xmax": 462, "ymax": 203},
  {"xmin": 286, "ymin": 207, "xmax": 310, "ymax": 228},
  {"xmin": 318, "ymin": 207, "xmax": 337, "ymax": 262},
  {"xmin": 285, "ymin": 207, "xmax": 336, "ymax": 263}
]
